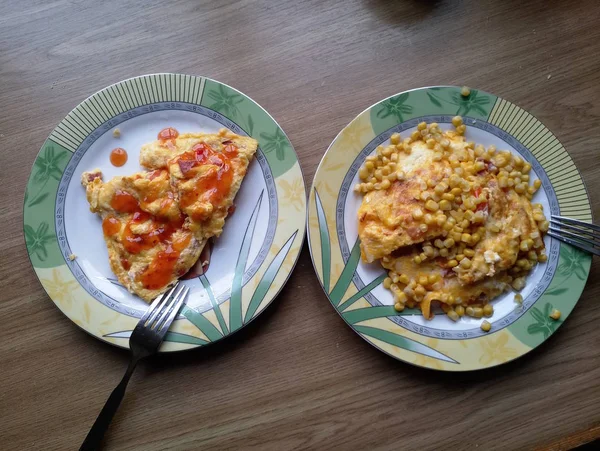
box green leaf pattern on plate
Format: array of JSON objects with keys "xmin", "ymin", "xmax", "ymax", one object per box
[
  {"xmin": 24, "ymin": 223, "xmax": 56, "ymax": 261},
  {"xmin": 369, "ymin": 87, "xmax": 497, "ymax": 136},
  {"xmin": 375, "ymin": 92, "xmax": 413, "ymax": 123},
  {"xmin": 557, "ymin": 245, "xmax": 588, "ymax": 281},
  {"xmin": 426, "ymin": 89, "xmax": 491, "ymax": 116},
  {"xmin": 312, "ymin": 188, "xmax": 445, "ymax": 362},
  {"xmin": 28, "ymin": 145, "xmax": 68, "ymax": 207},
  {"xmin": 206, "ymin": 84, "xmax": 244, "ymax": 119},
  {"xmin": 260, "ymin": 127, "xmax": 290, "ymax": 161},
  {"xmin": 527, "ymin": 303, "xmax": 561, "ymax": 339},
  {"xmin": 201, "ymin": 80, "xmax": 296, "ymax": 178}
]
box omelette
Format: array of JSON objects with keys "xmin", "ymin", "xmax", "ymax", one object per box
[
  {"xmin": 82, "ymin": 128, "xmax": 257, "ymax": 301},
  {"xmin": 358, "ymin": 140, "xmax": 451, "ymax": 263},
  {"xmin": 140, "ymin": 128, "xmax": 257, "ymax": 240},
  {"xmin": 354, "ymin": 119, "xmax": 548, "ymax": 325}
]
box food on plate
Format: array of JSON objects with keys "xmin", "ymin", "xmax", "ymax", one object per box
[
  {"xmin": 82, "ymin": 128, "xmax": 257, "ymax": 301},
  {"xmin": 110, "ymin": 147, "xmax": 128, "ymax": 167},
  {"xmin": 140, "ymin": 128, "xmax": 257, "ymax": 238},
  {"xmin": 355, "ymin": 118, "xmax": 548, "ymax": 322}
]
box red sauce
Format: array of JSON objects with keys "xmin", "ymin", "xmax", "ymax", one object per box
[
  {"xmin": 111, "ymin": 190, "xmax": 139, "ymax": 213},
  {"xmin": 139, "ymin": 234, "xmax": 191, "ymax": 289},
  {"xmin": 174, "ymin": 142, "xmax": 238, "ymax": 220},
  {"xmin": 110, "ymin": 147, "xmax": 128, "ymax": 167},
  {"xmin": 158, "ymin": 127, "xmax": 179, "ymax": 141},
  {"xmin": 103, "ymin": 186, "xmax": 189, "ymax": 291},
  {"xmin": 102, "ymin": 216, "xmax": 121, "ymax": 236}
]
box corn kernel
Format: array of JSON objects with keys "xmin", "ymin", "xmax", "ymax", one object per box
[
  {"xmin": 461, "ymin": 233, "xmax": 471, "ymax": 243},
  {"xmin": 396, "ymin": 292, "xmax": 407, "ymax": 303},
  {"xmin": 383, "ymin": 277, "xmax": 392, "ymax": 289},
  {"xmin": 452, "ymin": 116, "xmax": 463, "ymax": 127},
  {"xmin": 461, "ymin": 86, "xmax": 471, "ymax": 97},
  {"xmin": 483, "ymin": 304, "xmax": 493, "ymax": 317},
  {"xmin": 514, "ymin": 293, "xmax": 523, "ymax": 304},
  {"xmin": 459, "ymin": 258, "xmax": 472, "ymax": 269},
  {"xmin": 425, "ymin": 200, "xmax": 440, "ymax": 211},
  {"xmin": 550, "ymin": 309, "xmax": 561, "ymax": 320},
  {"xmin": 414, "ymin": 285, "xmax": 426, "ymax": 296},
  {"xmin": 381, "ymin": 179, "xmax": 391, "ymax": 190},
  {"xmin": 447, "ymin": 259, "xmax": 459, "ymax": 268},
  {"xmin": 455, "ymin": 305, "xmax": 465, "ymax": 316},
  {"xmin": 447, "ymin": 310, "xmax": 459, "ymax": 322},
  {"xmin": 466, "ymin": 306, "xmax": 475, "ymax": 317},
  {"xmin": 390, "ymin": 133, "xmax": 401, "ymax": 145},
  {"xmin": 412, "ymin": 208, "xmax": 424, "ymax": 220},
  {"xmin": 394, "ymin": 302, "xmax": 405, "ymax": 312},
  {"xmin": 413, "ymin": 255, "xmax": 422, "ymax": 264},
  {"xmin": 473, "ymin": 307, "xmax": 483, "ymax": 318},
  {"xmin": 456, "ymin": 124, "xmax": 466, "ymax": 135},
  {"xmin": 419, "ymin": 223, "xmax": 428, "ymax": 232},
  {"xmin": 512, "ymin": 277, "xmax": 526, "ymax": 291},
  {"xmin": 399, "ymin": 274, "xmax": 410, "ymax": 285},
  {"xmin": 481, "ymin": 320, "xmax": 491, "ymax": 332},
  {"xmin": 538, "ymin": 253, "xmax": 548, "ymax": 263},
  {"xmin": 464, "ymin": 248, "xmax": 475, "ymax": 258},
  {"xmin": 522, "ymin": 163, "xmax": 532, "ymax": 173},
  {"xmin": 417, "ymin": 122, "xmax": 427, "ymax": 131}
]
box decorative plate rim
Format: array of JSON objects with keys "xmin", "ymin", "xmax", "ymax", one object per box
[
  {"xmin": 24, "ymin": 73, "xmax": 308, "ymax": 352},
  {"xmin": 307, "ymin": 85, "xmax": 592, "ymax": 371}
]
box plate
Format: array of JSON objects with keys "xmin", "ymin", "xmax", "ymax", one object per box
[
  {"xmin": 307, "ymin": 86, "xmax": 592, "ymax": 371},
  {"xmin": 25, "ymin": 74, "xmax": 306, "ymax": 352}
]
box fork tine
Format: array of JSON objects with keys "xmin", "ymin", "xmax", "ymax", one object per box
[
  {"xmin": 551, "ymin": 215, "xmax": 600, "ymax": 233},
  {"xmin": 548, "ymin": 231, "xmax": 600, "ymax": 257},
  {"xmin": 550, "ymin": 219, "xmax": 598, "ymax": 240},
  {"xmin": 154, "ymin": 286, "xmax": 189, "ymax": 336},
  {"xmin": 144, "ymin": 284, "xmax": 179, "ymax": 326},
  {"xmin": 549, "ymin": 226, "xmax": 600, "ymax": 247}
]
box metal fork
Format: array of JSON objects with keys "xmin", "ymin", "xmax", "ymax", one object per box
[
  {"xmin": 548, "ymin": 215, "xmax": 600, "ymax": 256},
  {"xmin": 80, "ymin": 282, "xmax": 190, "ymax": 451}
]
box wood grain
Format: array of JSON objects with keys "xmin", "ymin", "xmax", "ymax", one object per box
[{"xmin": 2, "ymin": 0, "xmax": 600, "ymax": 449}]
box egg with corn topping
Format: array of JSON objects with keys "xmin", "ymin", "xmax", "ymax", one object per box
[{"xmin": 355, "ymin": 118, "xmax": 548, "ymax": 322}]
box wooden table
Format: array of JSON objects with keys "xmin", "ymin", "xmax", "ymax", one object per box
[{"xmin": 2, "ymin": 0, "xmax": 600, "ymax": 449}]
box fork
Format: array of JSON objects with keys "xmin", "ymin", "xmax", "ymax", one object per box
[
  {"xmin": 80, "ymin": 282, "xmax": 190, "ymax": 451},
  {"xmin": 548, "ymin": 215, "xmax": 600, "ymax": 256}
]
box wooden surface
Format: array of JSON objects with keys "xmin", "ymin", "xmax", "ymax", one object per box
[{"xmin": 1, "ymin": 0, "xmax": 600, "ymax": 449}]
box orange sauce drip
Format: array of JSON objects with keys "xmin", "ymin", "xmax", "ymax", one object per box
[
  {"xmin": 110, "ymin": 147, "xmax": 128, "ymax": 167},
  {"xmin": 175, "ymin": 142, "xmax": 238, "ymax": 217},
  {"xmin": 158, "ymin": 127, "xmax": 179, "ymax": 141},
  {"xmin": 111, "ymin": 190, "xmax": 139, "ymax": 213},
  {"xmin": 104, "ymin": 187, "xmax": 189, "ymax": 291},
  {"xmin": 102, "ymin": 216, "xmax": 121, "ymax": 236},
  {"xmin": 139, "ymin": 234, "xmax": 191, "ymax": 290}
]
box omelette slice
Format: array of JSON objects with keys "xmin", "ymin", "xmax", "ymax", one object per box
[
  {"xmin": 140, "ymin": 129, "xmax": 258, "ymax": 240},
  {"xmin": 82, "ymin": 169, "xmax": 204, "ymax": 301},
  {"xmin": 382, "ymin": 249, "xmax": 512, "ymax": 319},
  {"xmin": 454, "ymin": 184, "xmax": 540, "ymax": 285},
  {"xmin": 358, "ymin": 140, "xmax": 451, "ymax": 262}
]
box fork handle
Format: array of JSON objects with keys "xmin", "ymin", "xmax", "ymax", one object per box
[{"xmin": 79, "ymin": 357, "xmax": 139, "ymax": 451}]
